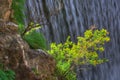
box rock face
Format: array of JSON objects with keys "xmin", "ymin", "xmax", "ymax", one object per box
[
  {"xmin": 0, "ymin": 0, "xmax": 12, "ymax": 21},
  {"xmin": 0, "ymin": 21, "xmax": 56, "ymax": 80},
  {"xmin": 0, "ymin": 0, "xmax": 56, "ymax": 80}
]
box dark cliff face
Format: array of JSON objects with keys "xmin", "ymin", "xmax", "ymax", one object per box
[
  {"xmin": 25, "ymin": 0, "xmax": 120, "ymax": 80},
  {"xmin": 0, "ymin": 0, "xmax": 56, "ymax": 80}
]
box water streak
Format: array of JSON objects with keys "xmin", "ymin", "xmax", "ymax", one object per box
[{"xmin": 25, "ymin": 0, "xmax": 120, "ymax": 80}]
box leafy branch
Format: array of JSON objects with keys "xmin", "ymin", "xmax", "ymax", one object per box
[{"xmin": 48, "ymin": 28, "xmax": 110, "ymax": 80}]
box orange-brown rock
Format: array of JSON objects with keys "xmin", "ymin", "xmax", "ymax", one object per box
[{"xmin": 0, "ymin": 0, "xmax": 12, "ymax": 21}]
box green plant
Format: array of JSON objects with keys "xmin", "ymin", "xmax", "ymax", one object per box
[
  {"xmin": 12, "ymin": 0, "xmax": 47, "ymax": 50},
  {"xmin": 0, "ymin": 63, "xmax": 15, "ymax": 80},
  {"xmin": 23, "ymin": 28, "xmax": 47, "ymax": 49},
  {"xmin": 48, "ymin": 29, "xmax": 110, "ymax": 80},
  {"xmin": 22, "ymin": 22, "xmax": 47, "ymax": 49},
  {"xmin": 12, "ymin": 0, "xmax": 26, "ymax": 24},
  {"xmin": 11, "ymin": 0, "xmax": 26, "ymax": 33}
]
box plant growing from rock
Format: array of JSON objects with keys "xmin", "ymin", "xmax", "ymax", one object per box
[
  {"xmin": 12, "ymin": 0, "xmax": 47, "ymax": 50},
  {"xmin": 12, "ymin": 0, "xmax": 25, "ymax": 24},
  {"xmin": 48, "ymin": 28, "xmax": 110, "ymax": 80},
  {"xmin": 0, "ymin": 63, "xmax": 15, "ymax": 80},
  {"xmin": 22, "ymin": 22, "xmax": 47, "ymax": 49}
]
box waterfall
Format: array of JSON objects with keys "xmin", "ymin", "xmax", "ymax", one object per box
[{"xmin": 25, "ymin": 0, "xmax": 120, "ymax": 80}]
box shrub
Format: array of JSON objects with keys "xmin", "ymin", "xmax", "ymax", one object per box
[{"xmin": 48, "ymin": 29, "xmax": 110, "ymax": 80}]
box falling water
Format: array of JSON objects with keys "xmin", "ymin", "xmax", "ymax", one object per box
[{"xmin": 25, "ymin": 0, "xmax": 120, "ymax": 80}]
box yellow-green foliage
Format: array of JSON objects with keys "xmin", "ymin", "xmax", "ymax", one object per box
[
  {"xmin": 48, "ymin": 29, "xmax": 110, "ymax": 80},
  {"xmin": 72, "ymin": 29, "xmax": 110, "ymax": 65}
]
